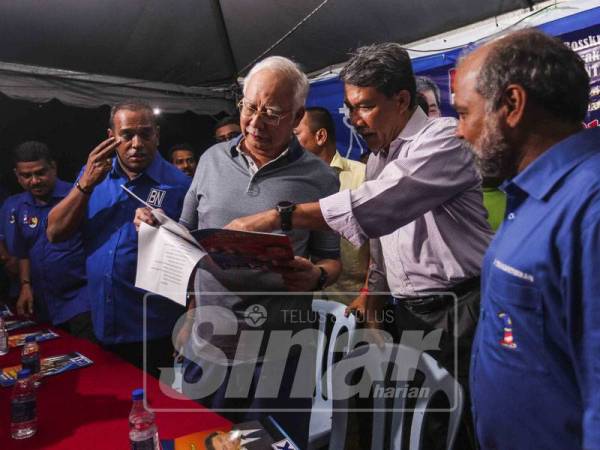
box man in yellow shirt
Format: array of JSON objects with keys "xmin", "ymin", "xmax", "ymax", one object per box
[{"xmin": 294, "ymin": 107, "xmax": 369, "ymax": 300}]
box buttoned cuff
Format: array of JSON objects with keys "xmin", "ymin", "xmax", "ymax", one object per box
[{"xmin": 319, "ymin": 189, "xmax": 368, "ymax": 247}]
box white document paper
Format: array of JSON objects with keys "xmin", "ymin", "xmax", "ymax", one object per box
[
  {"xmin": 135, "ymin": 222, "xmax": 206, "ymax": 306},
  {"xmin": 150, "ymin": 208, "xmax": 198, "ymax": 245},
  {"xmin": 124, "ymin": 183, "xmax": 205, "ymax": 305}
]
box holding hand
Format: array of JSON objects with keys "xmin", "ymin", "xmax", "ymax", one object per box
[
  {"xmin": 345, "ymin": 292, "xmax": 369, "ymax": 319},
  {"xmin": 134, "ymin": 207, "xmax": 159, "ymax": 231},
  {"xmin": 272, "ymin": 256, "xmax": 323, "ymax": 292},
  {"xmin": 345, "ymin": 291, "xmax": 387, "ymax": 330}
]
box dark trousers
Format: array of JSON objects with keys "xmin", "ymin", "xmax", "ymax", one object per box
[
  {"xmin": 58, "ymin": 311, "xmax": 96, "ymax": 342},
  {"xmin": 104, "ymin": 336, "xmax": 175, "ymax": 381},
  {"xmin": 385, "ymin": 279, "xmax": 480, "ymax": 450}
]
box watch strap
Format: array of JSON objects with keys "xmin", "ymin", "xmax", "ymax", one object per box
[{"xmin": 315, "ymin": 266, "xmax": 328, "ymax": 290}]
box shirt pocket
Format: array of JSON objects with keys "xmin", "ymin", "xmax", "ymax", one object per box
[{"xmin": 480, "ymin": 272, "xmax": 548, "ymax": 374}]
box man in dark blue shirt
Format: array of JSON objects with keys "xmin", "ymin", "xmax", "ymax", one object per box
[
  {"xmin": 47, "ymin": 100, "xmax": 190, "ymax": 377},
  {"xmin": 454, "ymin": 29, "xmax": 598, "ymax": 449},
  {"xmin": 10, "ymin": 141, "xmax": 91, "ymax": 337},
  {"xmin": 0, "ymin": 189, "xmax": 27, "ymax": 306}
]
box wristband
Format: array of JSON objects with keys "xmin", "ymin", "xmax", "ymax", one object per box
[
  {"xmin": 76, "ymin": 180, "xmax": 92, "ymax": 195},
  {"xmin": 315, "ymin": 266, "xmax": 328, "ymax": 291},
  {"xmin": 359, "ymin": 287, "xmax": 369, "ymax": 295}
]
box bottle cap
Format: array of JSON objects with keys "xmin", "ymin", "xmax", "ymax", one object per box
[
  {"xmin": 17, "ymin": 369, "xmax": 31, "ymax": 379},
  {"xmin": 132, "ymin": 388, "xmax": 144, "ymax": 400},
  {"xmin": 24, "ymin": 335, "xmax": 37, "ymax": 343}
]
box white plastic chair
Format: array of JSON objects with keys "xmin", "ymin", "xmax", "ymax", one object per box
[
  {"xmin": 329, "ymin": 343, "xmax": 464, "ymax": 450},
  {"xmin": 308, "ymin": 299, "xmax": 357, "ymax": 450}
]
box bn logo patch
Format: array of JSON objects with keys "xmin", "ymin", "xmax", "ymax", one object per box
[{"xmin": 146, "ymin": 188, "xmax": 166, "ymax": 208}]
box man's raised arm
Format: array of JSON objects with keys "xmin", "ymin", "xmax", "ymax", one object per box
[{"xmin": 47, "ymin": 138, "xmax": 119, "ymax": 242}]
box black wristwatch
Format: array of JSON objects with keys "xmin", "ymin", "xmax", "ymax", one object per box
[
  {"xmin": 276, "ymin": 201, "xmax": 296, "ymax": 231},
  {"xmin": 315, "ymin": 266, "xmax": 328, "ymax": 290}
]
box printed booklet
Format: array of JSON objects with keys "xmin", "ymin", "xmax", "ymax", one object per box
[
  {"xmin": 8, "ymin": 329, "xmax": 60, "ymax": 348},
  {"xmin": 5, "ymin": 318, "xmax": 36, "ymax": 332},
  {"xmin": 122, "ymin": 184, "xmax": 294, "ymax": 271},
  {"xmin": 191, "ymin": 228, "xmax": 294, "ymax": 270},
  {"xmin": 0, "ymin": 352, "xmax": 93, "ymax": 387},
  {"xmin": 160, "ymin": 418, "xmax": 298, "ymax": 450},
  {"xmin": 0, "ymin": 306, "xmax": 37, "ymax": 331}
]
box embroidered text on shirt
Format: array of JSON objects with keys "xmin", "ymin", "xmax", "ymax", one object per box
[{"xmin": 493, "ymin": 258, "xmax": 534, "ymax": 282}]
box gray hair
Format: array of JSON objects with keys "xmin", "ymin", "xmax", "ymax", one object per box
[
  {"xmin": 476, "ymin": 28, "xmax": 590, "ymax": 123},
  {"xmin": 416, "ymin": 75, "xmax": 441, "ymax": 106},
  {"xmin": 243, "ymin": 56, "xmax": 309, "ymax": 111},
  {"xmin": 340, "ymin": 42, "xmax": 416, "ymax": 107}
]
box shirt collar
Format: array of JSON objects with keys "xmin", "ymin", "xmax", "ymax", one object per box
[
  {"xmin": 233, "ymin": 139, "xmax": 290, "ymax": 161},
  {"xmin": 227, "ymin": 134, "xmax": 244, "ymax": 158},
  {"xmin": 395, "ymin": 107, "xmax": 429, "ymax": 142},
  {"xmin": 381, "ymin": 107, "xmax": 429, "ymax": 157},
  {"xmin": 329, "ymin": 151, "xmax": 345, "ymax": 171},
  {"xmin": 109, "ymin": 152, "xmax": 165, "ymax": 183},
  {"xmin": 509, "ymin": 127, "xmax": 600, "ymax": 201},
  {"xmin": 229, "ymin": 135, "xmax": 304, "ymax": 167}
]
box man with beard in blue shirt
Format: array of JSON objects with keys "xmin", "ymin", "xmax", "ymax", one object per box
[{"xmin": 453, "ymin": 29, "xmax": 598, "ymax": 450}]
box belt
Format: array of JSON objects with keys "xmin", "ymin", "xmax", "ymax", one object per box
[{"xmin": 388, "ymin": 277, "xmax": 480, "ymax": 312}]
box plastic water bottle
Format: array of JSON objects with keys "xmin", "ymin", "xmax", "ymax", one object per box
[
  {"xmin": 129, "ymin": 388, "xmax": 160, "ymax": 450},
  {"xmin": 0, "ymin": 315, "xmax": 8, "ymax": 356},
  {"xmin": 10, "ymin": 368, "xmax": 37, "ymax": 439},
  {"xmin": 21, "ymin": 335, "xmax": 41, "ymax": 387}
]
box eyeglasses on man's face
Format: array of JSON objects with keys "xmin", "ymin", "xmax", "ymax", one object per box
[{"xmin": 237, "ymin": 99, "xmax": 291, "ymax": 126}]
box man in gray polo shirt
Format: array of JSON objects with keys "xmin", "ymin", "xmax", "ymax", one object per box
[{"xmin": 136, "ymin": 56, "xmax": 340, "ymax": 448}]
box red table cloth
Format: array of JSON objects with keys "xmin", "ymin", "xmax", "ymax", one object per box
[{"xmin": 0, "ymin": 326, "xmax": 230, "ymax": 449}]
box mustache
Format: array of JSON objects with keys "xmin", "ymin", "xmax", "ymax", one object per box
[
  {"xmin": 245, "ymin": 126, "xmax": 268, "ymax": 138},
  {"xmin": 354, "ymin": 126, "xmax": 373, "ymax": 135}
]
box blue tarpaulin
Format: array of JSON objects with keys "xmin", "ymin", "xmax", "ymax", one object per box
[{"xmin": 307, "ymin": 7, "xmax": 600, "ymax": 160}]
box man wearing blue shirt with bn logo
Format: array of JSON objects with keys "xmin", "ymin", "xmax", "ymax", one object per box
[
  {"xmin": 454, "ymin": 29, "xmax": 599, "ymax": 450},
  {"xmin": 47, "ymin": 100, "xmax": 190, "ymax": 377}
]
